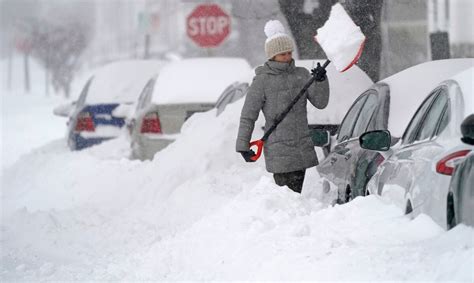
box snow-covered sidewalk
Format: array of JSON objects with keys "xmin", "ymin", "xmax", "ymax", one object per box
[{"xmin": 1, "ymin": 92, "xmax": 473, "ymax": 281}]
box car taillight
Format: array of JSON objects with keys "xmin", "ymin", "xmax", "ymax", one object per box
[
  {"xmin": 436, "ymin": 149, "xmax": 471, "ymax": 175},
  {"xmin": 141, "ymin": 112, "xmax": 162, "ymax": 134},
  {"xmin": 75, "ymin": 112, "xmax": 95, "ymax": 132}
]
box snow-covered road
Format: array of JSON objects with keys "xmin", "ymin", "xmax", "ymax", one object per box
[{"xmin": 1, "ymin": 91, "xmax": 473, "ymax": 281}]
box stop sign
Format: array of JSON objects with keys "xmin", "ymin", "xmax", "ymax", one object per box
[{"xmin": 186, "ymin": 4, "xmax": 231, "ymax": 48}]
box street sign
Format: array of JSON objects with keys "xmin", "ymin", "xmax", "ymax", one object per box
[{"xmin": 186, "ymin": 4, "xmax": 231, "ymax": 48}]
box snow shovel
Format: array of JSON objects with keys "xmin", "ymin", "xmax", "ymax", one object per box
[{"xmin": 249, "ymin": 3, "xmax": 366, "ymax": 161}]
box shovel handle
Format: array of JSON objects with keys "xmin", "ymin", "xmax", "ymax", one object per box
[{"xmin": 249, "ymin": 139, "xmax": 264, "ymax": 161}]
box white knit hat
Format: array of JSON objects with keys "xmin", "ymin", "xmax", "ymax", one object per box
[{"xmin": 264, "ymin": 20, "xmax": 294, "ymax": 59}]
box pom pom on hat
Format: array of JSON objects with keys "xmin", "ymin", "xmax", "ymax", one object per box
[
  {"xmin": 264, "ymin": 20, "xmax": 294, "ymax": 59},
  {"xmin": 264, "ymin": 20, "xmax": 286, "ymax": 39}
]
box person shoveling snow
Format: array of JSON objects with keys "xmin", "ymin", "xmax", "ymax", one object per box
[{"xmin": 236, "ymin": 3, "xmax": 365, "ymax": 194}]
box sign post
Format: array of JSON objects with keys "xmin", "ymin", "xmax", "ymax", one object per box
[
  {"xmin": 138, "ymin": 11, "xmax": 160, "ymax": 59},
  {"xmin": 186, "ymin": 4, "xmax": 231, "ymax": 49}
]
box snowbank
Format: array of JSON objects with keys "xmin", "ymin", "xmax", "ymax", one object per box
[{"xmin": 1, "ymin": 85, "xmax": 473, "ymax": 281}]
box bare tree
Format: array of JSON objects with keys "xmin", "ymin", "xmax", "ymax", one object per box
[
  {"xmin": 29, "ymin": 19, "xmax": 91, "ymax": 97},
  {"xmin": 2, "ymin": 0, "xmax": 93, "ymax": 97}
]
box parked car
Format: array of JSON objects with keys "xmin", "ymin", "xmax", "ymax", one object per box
[
  {"xmin": 314, "ymin": 59, "xmax": 474, "ymax": 204},
  {"xmin": 361, "ymin": 66, "xmax": 474, "ymax": 229},
  {"xmin": 128, "ymin": 57, "xmax": 252, "ymax": 160},
  {"xmin": 445, "ymin": 114, "xmax": 474, "ymax": 229},
  {"xmin": 54, "ymin": 60, "xmax": 165, "ymax": 150}
]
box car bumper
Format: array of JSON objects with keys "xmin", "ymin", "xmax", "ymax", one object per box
[{"xmin": 70, "ymin": 134, "xmax": 114, "ymax": 150}]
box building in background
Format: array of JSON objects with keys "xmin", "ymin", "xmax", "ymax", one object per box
[{"xmin": 380, "ymin": 0, "xmax": 473, "ymax": 79}]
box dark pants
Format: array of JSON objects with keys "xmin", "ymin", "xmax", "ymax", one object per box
[{"xmin": 273, "ymin": 170, "xmax": 306, "ymax": 193}]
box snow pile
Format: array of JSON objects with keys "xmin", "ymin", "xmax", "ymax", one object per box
[
  {"xmin": 1, "ymin": 88, "xmax": 473, "ymax": 281},
  {"xmin": 314, "ymin": 3, "xmax": 366, "ymax": 72}
]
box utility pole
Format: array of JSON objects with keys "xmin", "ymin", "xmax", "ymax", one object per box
[{"xmin": 428, "ymin": 0, "xmax": 450, "ymax": 60}]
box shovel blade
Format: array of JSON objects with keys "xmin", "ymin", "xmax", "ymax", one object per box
[{"xmin": 314, "ymin": 3, "xmax": 366, "ymax": 73}]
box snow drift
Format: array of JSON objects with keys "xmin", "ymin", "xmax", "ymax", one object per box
[{"xmin": 1, "ymin": 91, "xmax": 473, "ymax": 281}]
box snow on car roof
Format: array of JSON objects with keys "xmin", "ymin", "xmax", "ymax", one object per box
[
  {"xmin": 152, "ymin": 58, "xmax": 252, "ymax": 105},
  {"xmin": 381, "ymin": 58, "xmax": 474, "ymax": 137},
  {"xmin": 86, "ymin": 60, "xmax": 165, "ymax": 104},
  {"xmin": 296, "ymin": 59, "xmax": 373, "ymax": 125}
]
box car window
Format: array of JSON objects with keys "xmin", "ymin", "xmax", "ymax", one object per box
[
  {"xmin": 416, "ymin": 92, "xmax": 449, "ymax": 141},
  {"xmin": 402, "ymin": 89, "xmax": 439, "ymax": 145},
  {"xmin": 436, "ymin": 101, "xmax": 450, "ymax": 137},
  {"xmin": 215, "ymin": 82, "xmax": 249, "ymax": 116},
  {"xmin": 136, "ymin": 78, "xmax": 156, "ymax": 111},
  {"xmin": 352, "ymin": 93, "xmax": 378, "ymax": 137},
  {"xmin": 337, "ymin": 93, "xmax": 369, "ymax": 143}
]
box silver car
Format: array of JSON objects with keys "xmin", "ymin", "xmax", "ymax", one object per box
[
  {"xmin": 316, "ymin": 59, "xmax": 473, "ymax": 204},
  {"xmin": 128, "ymin": 57, "xmax": 253, "ymax": 160},
  {"xmin": 362, "ymin": 66, "xmax": 474, "ymax": 229}
]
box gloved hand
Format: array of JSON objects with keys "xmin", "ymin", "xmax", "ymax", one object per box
[
  {"xmin": 311, "ymin": 62, "xmax": 327, "ymax": 82},
  {"xmin": 239, "ymin": 150, "xmax": 256, "ymax": 162}
]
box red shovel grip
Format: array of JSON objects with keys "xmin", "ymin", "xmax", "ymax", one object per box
[{"xmin": 249, "ymin": 139, "xmax": 264, "ymax": 161}]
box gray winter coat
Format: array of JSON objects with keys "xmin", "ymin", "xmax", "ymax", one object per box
[{"xmin": 236, "ymin": 59, "xmax": 329, "ymax": 173}]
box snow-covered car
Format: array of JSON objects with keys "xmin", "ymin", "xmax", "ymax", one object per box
[
  {"xmin": 315, "ymin": 59, "xmax": 474, "ymax": 204},
  {"xmin": 128, "ymin": 57, "xmax": 252, "ymax": 160},
  {"xmin": 361, "ymin": 66, "xmax": 474, "ymax": 229},
  {"xmin": 54, "ymin": 60, "xmax": 166, "ymax": 150}
]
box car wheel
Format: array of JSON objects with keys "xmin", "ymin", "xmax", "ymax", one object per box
[
  {"xmin": 446, "ymin": 192, "xmax": 456, "ymax": 230},
  {"xmin": 405, "ymin": 200, "xmax": 413, "ymax": 215}
]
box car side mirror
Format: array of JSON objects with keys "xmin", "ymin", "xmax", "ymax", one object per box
[
  {"xmin": 53, "ymin": 101, "xmax": 76, "ymax": 117},
  {"xmin": 359, "ymin": 130, "xmax": 391, "ymax": 151},
  {"xmin": 311, "ymin": 129, "xmax": 330, "ymax": 147}
]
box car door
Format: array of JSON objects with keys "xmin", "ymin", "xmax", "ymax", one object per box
[
  {"xmin": 317, "ymin": 90, "xmax": 379, "ymax": 201},
  {"xmin": 383, "ymin": 88, "xmax": 450, "ymax": 221}
]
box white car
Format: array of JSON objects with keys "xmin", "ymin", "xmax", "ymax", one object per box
[
  {"xmin": 362, "ymin": 65, "xmax": 474, "ymax": 229},
  {"xmin": 128, "ymin": 57, "xmax": 253, "ymax": 160}
]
